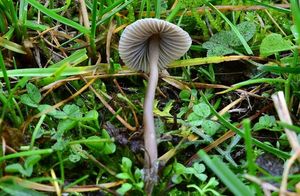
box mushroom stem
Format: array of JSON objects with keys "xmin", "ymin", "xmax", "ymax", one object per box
[{"xmin": 144, "ymin": 35, "xmax": 159, "ymax": 192}]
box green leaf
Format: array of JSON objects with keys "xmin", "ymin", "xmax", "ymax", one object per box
[
  {"xmin": 38, "ymin": 104, "xmax": 67, "ymax": 119},
  {"xmin": 174, "ymin": 162, "xmax": 186, "ymax": 174},
  {"xmin": 202, "ymin": 22, "xmax": 256, "ymax": 56},
  {"xmin": 193, "ymin": 103, "xmax": 211, "ymax": 118},
  {"xmin": 20, "ymin": 94, "xmax": 39, "ymax": 108},
  {"xmin": 172, "ymin": 174, "xmax": 183, "ymax": 184},
  {"xmin": 253, "ymin": 115, "xmax": 280, "ymax": 131},
  {"xmin": 5, "ymin": 163, "xmax": 25, "ymax": 175},
  {"xmin": 101, "ymin": 130, "xmax": 116, "ymax": 154},
  {"xmin": 116, "ymin": 183, "xmax": 133, "ymax": 195},
  {"xmin": 202, "ymin": 120, "xmax": 221, "ymax": 136},
  {"xmin": 179, "ymin": 89, "xmax": 191, "ymax": 101},
  {"xmin": 80, "ymin": 110, "xmax": 99, "ymax": 121},
  {"xmin": 153, "ymin": 100, "xmax": 174, "ymax": 118},
  {"xmin": 230, "ymin": 22, "xmax": 257, "ymax": 46},
  {"xmin": 203, "ymin": 41, "xmax": 235, "ymax": 56},
  {"xmin": 26, "ymin": 83, "xmax": 41, "ymax": 103},
  {"xmin": 260, "ymin": 33, "xmax": 294, "ymax": 57},
  {"xmin": 68, "ymin": 154, "xmax": 81, "ymax": 163},
  {"xmin": 187, "ymin": 113, "xmax": 203, "ymax": 126},
  {"xmin": 57, "ymin": 119, "xmax": 78, "ymax": 134},
  {"xmin": 20, "ymin": 83, "xmax": 42, "ymax": 107},
  {"xmin": 116, "ymin": 172, "xmax": 131, "ymax": 180},
  {"xmin": 134, "ymin": 168, "xmax": 142, "ymax": 180},
  {"xmin": 84, "ymin": 136, "xmax": 105, "ymax": 151},
  {"xmin": 121, "ymin": 157, "xmax": 132, "ymax": 171},
  {"xmin": 63, "ymin": 104, "xmax": 82, "ymax": 119},
  {"xmin": 199, "ymin": 150, "xmax": 254, "ymax": 196},
  {"xmin": 24, "ymin": 155, "xmax": 41, "ymax": 170}
]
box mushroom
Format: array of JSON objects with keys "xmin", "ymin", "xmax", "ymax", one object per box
[{"xmin": 119, "ymin": 18, "xmax": 191, "ymax": 191}]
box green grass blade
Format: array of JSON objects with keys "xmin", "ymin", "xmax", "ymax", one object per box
[
  {"xmin": 50, "ymin": 48, "xmax": 88, "ymax": 67},
  {"xmin": 24, "ymin": 21, "xmax": 49, "ymax": 31},
  {"xmin": 166, "ymin": 2, "xmax": 182, "ymax": 22},
  {"xmin": 199, "ymin": 150, "xmax": 254, "ymax": 196},
  {"xmin": 26, "ymin": 0, "xmax": 89, "ymax": 35},
  {"xmin": 97, "ymin": 0, "xmax": 133, "ymax": 26},
  {"xmin": 168, "ymin": 56, "xmax": 251, "ymax": 68},
  {"xmin": 242, "ymin": 119, "xmax": 256, "ymax": 175},
  {"xmin": 0, "ymin": 37, "xmax": 26, "ymax": 54},
  {"xmin": 291, "ymin": 0, "xmax": 300, "ymax": 44},
  {"xmin": 90, "ymin": 0, "xmax": 98, "ymax": 55},
  {"xmin": 30, "ymin": 115, "xmax": 46, "ymax": 150},
  {"xmin": 277, "ymin": 121, "xmax": 300, "ymax": 133},
  {"xmin": 259, "ymin": 65, "xmax": 300, "ymax": 74},
  {"xmin": 155, "ymin": 0, "xmax": 161, "ymax": 18},
  {"xmin": 219, "ymin": 78, "xmax": 286, "ymax": 94},
  {"xmin": 248, "ymin": 0, "xmax": 290, "ymax": 13},
  {"xmin": 0, "ymin": 149, "xmax": 53, "ymax": 162},
  {"xmin": 0, "ymin": 51, "xmax": 11, "ymax": 93},
  {"xmin": 0, "ymin": 66, "xmax": 96, "ymax": 78}
]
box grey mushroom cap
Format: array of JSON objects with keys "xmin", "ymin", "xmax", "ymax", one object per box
[{"xmin": 119, "ymin": 18, "xmax": 192, "ymax": 73}]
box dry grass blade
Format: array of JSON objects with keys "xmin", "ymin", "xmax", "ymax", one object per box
[
  {"xmin": 272, "ymin": 91, "xmax": 300, "ymax": 195},
  {"xmin": 0, "ymin": 176, "xmax": 123, "ymax": 193},
  {"xmin": 272, "ymin": 91, "xmax": 300, "ymax": 151}
]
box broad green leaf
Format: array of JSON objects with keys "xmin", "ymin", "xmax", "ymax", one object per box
[
  {"xmin": 57, "ymin": 119, "xmax": 78, "ymax": 133},
  {"xmin": 80, "ymin": 110, "xmax": 99, "ymax": 121},
  {"xmin": 101, "ymin": 130, "xmax": 116, "ymax": 154},
  {"xmin": 260, "ymin": 33, "xmax": 293, "ymax": 57},
  {"xmin": 26, "ymin": 83, "xmax": 41, "ymax": 104},
  {"xmin": 121, "ymin": 157, "xmax": 132, "ymax": 171},
  {"xmin": 202, "ymin": 22, "xmax": 256, "ymax": 56},
  {"xmin": 84, "ymin": 136, "xmax": 105, "ymax": 151},
  {"xmin": 116, "ymin": 172, "xmax": 131, "ymax": 180},
  {"xmin": 38, "ymin": 104, "xmax": 67, "ymax": 119},
  {"xmin": 20, "ymin": 94, "xmax": 39, "ymax": 108},
  {"xmin": 116, "ymin": 183, "xmax": 132, "ymax": 195},
  {"xmin": 202, "ymin": 119, "xmax": 221, "ymax": 136},
  {"xmin": 20, "ymin": 83, "xmax": 41, "ymax": 107},
  {"xmin": 63, "ymin": 104, "xmax": 82, "ymax": 119},
  {"xmin": 5, "ymin": 163, "xmax": 25, "ymax": 175},
  {"xmin": 24, "ymin": 155, "xmax": 41, "ymax": 170},
  {"xmin": 187, "ymin": 113, "xmax": 203, "ymax": 126},
  {"xmin": 203, "ymin": 41, "xmax": 235, "ymax": 57},
  {"xmin": 179, "ymin": 89, "xmax": 191, "ymax": 101},
  {"xmin": 193, "ymin": 103, "xmax": 211, "ymax": 118}
]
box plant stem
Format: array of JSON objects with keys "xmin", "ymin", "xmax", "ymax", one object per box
[{"xmin": 144, "ymin": 35, "xmax": 159, "ymax": 194}]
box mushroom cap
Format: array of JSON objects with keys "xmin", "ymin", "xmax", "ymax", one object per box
[{"xmin": 119, "ymin": 18, "xmax": 192, "ymax": 72}]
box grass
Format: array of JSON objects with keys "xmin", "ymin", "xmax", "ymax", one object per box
[{"xmin": 0, "ymin": 0, "xmax": 299, "ymax": 195}]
